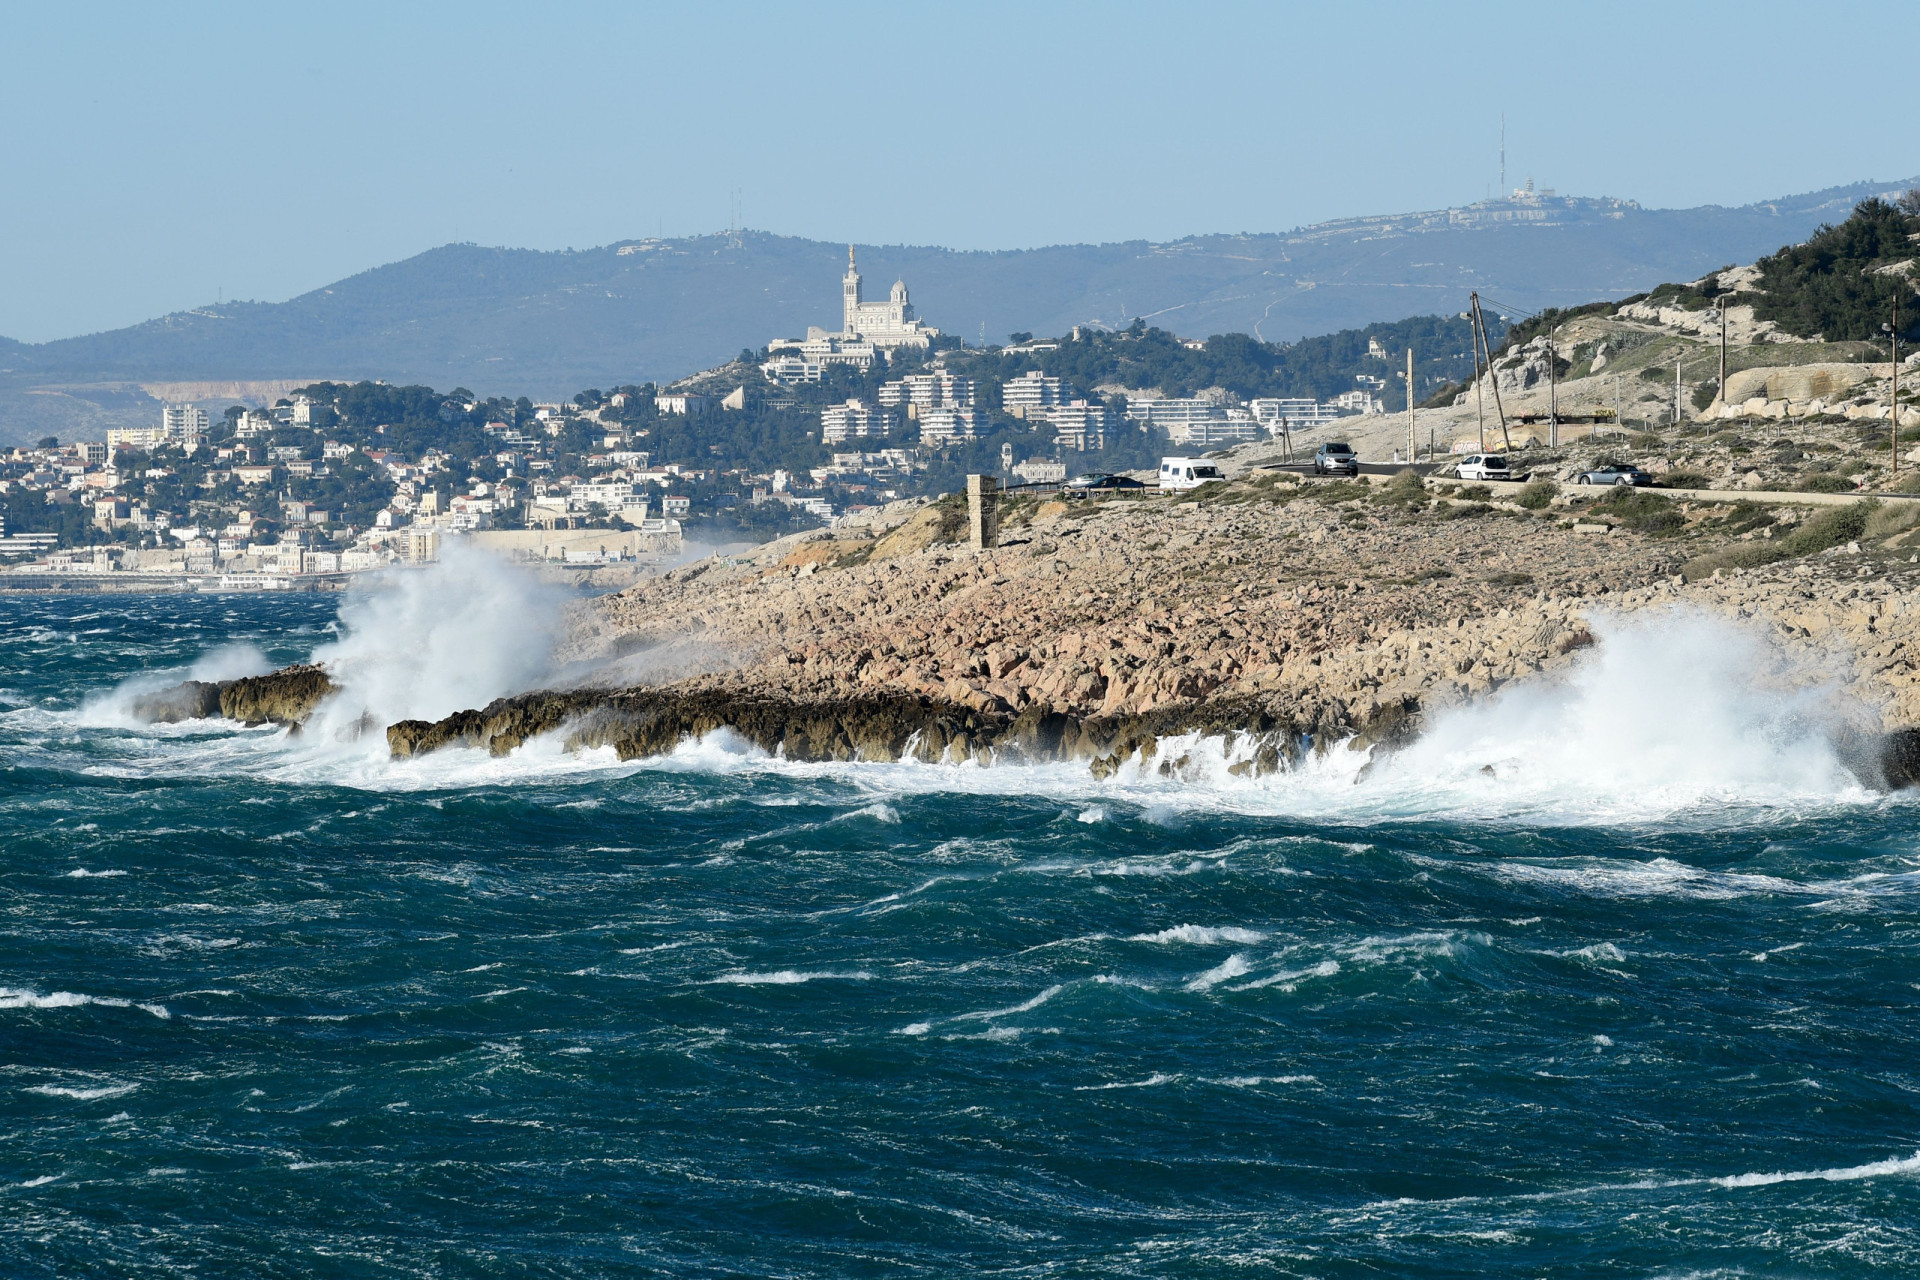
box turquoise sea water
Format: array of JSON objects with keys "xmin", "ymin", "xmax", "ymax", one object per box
[{"xmin": 4, "ymin": 585, "xmax": 1920, "ymax": 1277}]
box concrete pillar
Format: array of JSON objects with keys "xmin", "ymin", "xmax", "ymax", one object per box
[{"xmin": 966, "ymin": 474, "xmax": 999, "ymax": 550}]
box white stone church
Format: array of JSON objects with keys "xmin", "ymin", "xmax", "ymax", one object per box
[{"xmin": 764, "ymin": 248, "xmax": 939, "ymax": 383}]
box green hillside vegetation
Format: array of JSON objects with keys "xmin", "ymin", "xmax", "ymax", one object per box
[
  {"xmin": 1753, "ymin": 194, "xmax": 1920, "ymax": 341},
  {"xmin": 944, "ymin": 314, "xmax": 1491, "ymax": 409}
]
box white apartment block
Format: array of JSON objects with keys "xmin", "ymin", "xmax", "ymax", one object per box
[
  {"xmin": 161, "ymin": 404, "xmax": 210, "ymax": 440},
  {"xmin": 916, "ymin": 405, "xmax": 978, "ymax": 446},
  {"xmin": 1249, "ymin": 398, "xmax": 1341, "ymax": 429},
  {"xmin": 878, "ymin": 373, "xmax": 976, "ymax": 410},
  {"xmin": 820, "ymin": 398, "xmax": 891, "ymax": 445},
  {"xmin": 1173, "ymin": 410, "xmax": 1262, "ymax": 448},
  {"xmin": 569, "ymin": 481, "xmax": 639, "ymax": 511},
  {"xmin": 1034, "ymin": 399, "xmax": 1111, "ymax": 451},
  {"xmin": 1333, "ymin": 390, "xmax": 1385, "ymax": 415},
  {"xmin": 655, "ymin": 392, "xmax": 710, "ymax": 415},
  {"xmin": 1001, "ymin": 370, "xmax": 1074, "ymax": 417},
  {"xmin": 1123, "ymin": 397, "xmax": 1224, "ymax": 429}
]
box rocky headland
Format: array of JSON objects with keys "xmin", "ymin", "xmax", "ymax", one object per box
[{"xmin": 354, "ymin": 470, "xmax": 1920, "ymax": 786}]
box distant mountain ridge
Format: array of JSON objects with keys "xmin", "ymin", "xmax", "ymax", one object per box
[{"xmin": 0, "ymin": 176, "xmax": 1912, "ymax": 444}]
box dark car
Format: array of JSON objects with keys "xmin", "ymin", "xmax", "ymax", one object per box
[
  {"xmin": 1576, "ymin": 463, "xmax": 1651, "ymax": 487},
  {"xmin": 1064, "ymin": 472, "xmax": 1147, "ymax": 495},
  {"xmin": 1313, "ymin": 443, "xmax": 1359, "ymax": 476}
]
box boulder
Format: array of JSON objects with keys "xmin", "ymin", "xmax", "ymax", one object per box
[
  {"xmin": 129, "ymin": 680, "xmax": 224, "ymax": 724},
  {"xmin": 219, "ymin": 665, "xmax": 336, "ymax": 726}
]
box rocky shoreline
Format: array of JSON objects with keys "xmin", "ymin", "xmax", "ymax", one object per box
[{"xmin": 125, "ymin": 468, "xmax": 1920, "ymax": 793}]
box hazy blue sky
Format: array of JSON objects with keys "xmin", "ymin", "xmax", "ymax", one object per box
[{"xmin": 2, "ymin": 0, "xmax": 1913, "ymax": 343}]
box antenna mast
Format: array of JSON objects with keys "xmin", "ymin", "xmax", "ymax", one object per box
[{"xmin": 1500, "ymin": 113, "xmax": 1506, "ymax": 196}]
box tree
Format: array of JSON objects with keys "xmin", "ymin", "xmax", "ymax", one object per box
[
  {"xmin": 36, "ymin": 436, "xmax": 58, "ymax": 449},
  {"xmin": 1754, "ymin": 198, "xmax": 1920, "ymax": 341}
]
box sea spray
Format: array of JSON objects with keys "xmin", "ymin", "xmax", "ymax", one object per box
[{"xmin": 306, "ymin": 543, "xmax": 569, "ymax": 738}]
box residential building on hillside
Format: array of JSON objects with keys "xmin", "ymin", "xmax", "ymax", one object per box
[
  {"xmin": 1249, "ymin": 398, "xmax": 1341, "ymax": 429},
  {"xmin": 820, "ymin": 398, "xmax": 891, "ymax": 445},
  {"xmin": 1126, "ymin": 397, "xmax": 1261, "ymax": 446},
  {"xmin": 656, "ymin": 392, "xmax": 710, "ymax": 415},
  {"xmin": 1032, "ymin": 399, "xmax": 1112, "ymax": 451},
  {"xmin": 1333, "ymin": 389, "xmax": 1385, "ymax": 415},
  {"xmin": 916, "ymin": 405, "xmax": 978, "ymax": 446},
  {"xmin": 878, "ymin": 373, "xmax": 975, "ymax": 411},
  {"xmin": 1001, "ymin": 370, "xmax": 1074, "ymax": 418},
  {"xmin": 162, "ymin": 404, "xmax": 210, "ymax": 441},
  {"xmin": 1012, "ymin": 459, "xmax": 1068, "ymax": 485},
  {"xmin": 763, "ymin": 331, "xmax": 878, "ymax": 383}
]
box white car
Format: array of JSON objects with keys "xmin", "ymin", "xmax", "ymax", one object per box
[
  {"xmin": 1453, "ymin": 454, "xmax": 1513, "ymax": 482},
  {"xmin": 1158, "ymin": 457, "xmax": 1224, "ymax": 492}
]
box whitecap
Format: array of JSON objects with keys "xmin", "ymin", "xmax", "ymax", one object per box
[
  {"xmin": 1711, "ymin": 1150, "xmax": 1920, "ymax": 1188},
  {"xmin": 1131, "ymin": 924, "xmax": 1266, "ymax": 946},
  {"xmin": 0, "ymin": 987, "xmax": 169, "ymax": 1018},
  {"xmin": 706, "ymin": 970, "xmax": 873, "ymax": 985},
  {"xmin": 24, "ymin": 1083, "xmax": 138, "ymax": 1101},
  {"xmin": 1185, "ymin": 954, "xmax": 1253, "ymax": 991},
  {"xmin": 1075, "ymin": 1072, "xmax": 1182, "ymax": 1091},
  {"xmin": 65, "ymin": 869, "xmax": 127, "ymax": 878}
]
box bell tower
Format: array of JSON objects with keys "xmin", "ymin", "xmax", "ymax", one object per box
[{"xmin": 842, "ymin": 245, "xmax": 862, "ymax": 334}]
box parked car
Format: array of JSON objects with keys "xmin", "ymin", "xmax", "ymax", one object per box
[
  {"xmin": 1158, "ymin": 457, "xmax": 1225, "ymax": 491},
  {"xmin": 1313, "ymin": 443, "xmax": 1359, "ymax": 476},
  {"xmin": 1575, "ymin": 463, "xmax": 1651, "ymax": 487},
  {"xmin": 1452, "ymin": 454, "xmax": 1513, "ymax": 481},
  {"xmin": 1065, "ymin": 472, "xmax": 1147, "ymax": 495}
]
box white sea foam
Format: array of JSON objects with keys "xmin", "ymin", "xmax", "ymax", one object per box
[
  {"xmin": 0, "ymin": 987, "xmax": 169, "ymax": 1018},
  {"xmin": 1185, "ymin": 954, "xmax": 1254, "ymax": 990},
  {"xmin": 25, "ymin": 1082, "xmax": 137, "ymax": 1100},
  {"xmin": 65, "ymin": 868, "xmax": 126, "ymax": 878},
  {"xmin": 1076, "ymin": 1073, "xmax": 1181, "ymax": 1091},
  {"xmin": 1710, "ymin": 1150, "xmax": 1920, "ymax": 1188},
  {"xmin": 706, "ymin": 970, "xmax": 874, "ymax": 985},
  {"xmin": 1132, "ymin": 925, "xmax": 1267, "ymax": 946},
  {"xmin": 1228, "ymin": 959, "xmax": 1342, "ymax": 992}
]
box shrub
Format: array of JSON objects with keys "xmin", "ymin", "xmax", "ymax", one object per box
[
  {"xmin": 1515, "ymin": 478, "xmax": 1556, "ymax": 509},
  {"xmin": 1799, "ymin": 473, "xmax": 1856, "ymax": 493},
  {"xmin": 1377, "ymin": 468, "xmax": 1428, "ymax": 507},
  {"xmin": 1681, "ymin": 501, "xmax": 1872, "ymax": 580},
  {"xmin": 1657, "ymin": 470, "xmax": 1710, "ymax": 489},
  {"xmin": 1592, "ymin": 488, "xmax": 1687, "ymax": 536}
]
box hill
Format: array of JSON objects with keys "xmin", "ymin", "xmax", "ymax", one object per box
[{"xmin": 0, "ymin": 176, "xmax": 1912, "ymax": 445}]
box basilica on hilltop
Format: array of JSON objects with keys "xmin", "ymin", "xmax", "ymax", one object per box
[{"xmin": 763, "ymin": 247, "xmax": 939, "ymax": 382}]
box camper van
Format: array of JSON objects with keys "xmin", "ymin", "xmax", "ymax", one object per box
[{"xmin": 1158, "ymin": 457, "xmax": 1224, "ymax": 492}]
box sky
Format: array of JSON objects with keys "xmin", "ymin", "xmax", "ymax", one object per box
[{"xmin": 2, "ymin": 0, "xmax": 1914, "ymax": 344}]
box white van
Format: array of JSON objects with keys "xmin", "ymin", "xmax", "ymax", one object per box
[{"xmin": 1159, "ymin": 457, "xmax": 1224, "ymax": 492}]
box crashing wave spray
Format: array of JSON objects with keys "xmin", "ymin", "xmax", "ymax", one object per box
[
  {"xmin": 302, "ymin": 543, "xmax": 569, "ymax": 746},
  {"xmin": 1357, "ymin": 605, "xmax": 1872, "ymax": 819}
]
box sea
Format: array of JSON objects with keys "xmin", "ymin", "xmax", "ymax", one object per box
[{"xmin": 4, "ymin": 560, "xmax": 1919, "ymax": 1277}]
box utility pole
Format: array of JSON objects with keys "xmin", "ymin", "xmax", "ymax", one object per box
[
  {"xmin": 1889, "ymin": 293, "xmax": 1902, "ymax": 476},
  {"xmin": 1471, "ymin": 294, "xmax": 1511, "ymax": 451},
  {"xmin": 1718, "ymin": 297, "xmax": 1729, "ymax": 417},
  {"xmin": 1548, "ymin": 319, "xmax": 1558, "ymax": 450},
  {"xmin": 1673, "ymin": 353, "xmax": 1683, "ymax": 431},
  {"xmin": 1406, "ymin": 347, "xmax": 1417, "ymax": 464},
  {"xmin": 1469, "ymin": 294, "xmax": 1488, "ymax": 452},
  {"xmin": 1613, "ymin": 375, "xmax": 1622, "ymax": 441}
]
